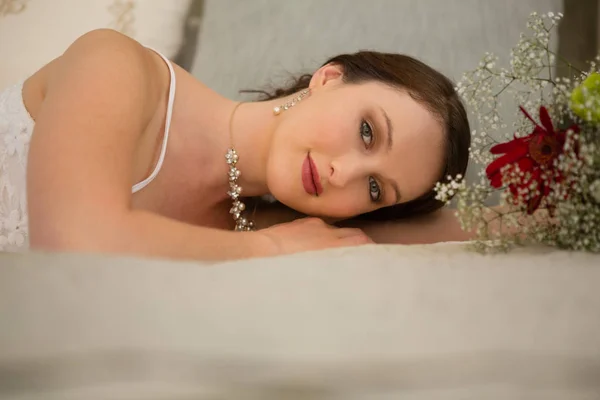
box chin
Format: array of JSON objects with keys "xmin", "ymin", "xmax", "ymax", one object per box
[
  {"xmin": 265, "ymin": 186, "xmax": 309, "ymax": 214},
  {"xmin": 268, "ymin": 194, "xmax": 347, "ymax": 221},
  {"xmin": 268, "ymin": 190, "xmax": 305, "ymax": 212},
  {"xmin": 266, "ymin": 167, "xmax": 300, "ymax": 206}
]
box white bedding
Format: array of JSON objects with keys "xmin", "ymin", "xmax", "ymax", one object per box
[{"xmin": 1, "ymin": 243, "xmax": 599, "ymax": 399}]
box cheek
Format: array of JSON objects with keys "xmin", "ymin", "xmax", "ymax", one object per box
[
  {"xmin": 320, "ymin": 198, "xmax": 366, "ymax": 218},
  {"xmin": 282, "ymin": 105, "xmax": 354, "ymax": 150},
  {"xmin": 309, "ymin": 120, "xmax": 355, "ymax": 156},
  {"xmin": 312, "ymin": 179, "xmax": 371, "ymax": 218}
]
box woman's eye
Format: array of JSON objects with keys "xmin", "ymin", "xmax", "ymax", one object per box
[
  {"xmin": 360, "ymin": 120, "xmax": 373, "ymax": 147},
  {"xmin": 368, "ymin": 176, "xmax": 382, "ymax": 202}
]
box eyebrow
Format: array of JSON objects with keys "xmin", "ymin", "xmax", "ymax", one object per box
[
  {"xmin": 390, "ymin": 181, "xmax": 401, "ymax": 204},
  {"xmin": 379, "ymin": 107, "xmax": 401, "ymax": 203},
  {"xmin": 380, "ymin": 106, "xmax": 394, "ymax": 151}
]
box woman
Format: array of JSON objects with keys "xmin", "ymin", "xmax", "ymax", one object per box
[{"xmin": 0, "ymin": 29, "xmax": 471, "ymax": 259}]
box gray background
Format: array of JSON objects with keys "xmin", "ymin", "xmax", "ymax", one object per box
[{"xmin": 191, "ymin": 0, "xmax": 563, "ymax": 100}]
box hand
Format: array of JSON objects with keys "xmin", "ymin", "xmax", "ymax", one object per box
[{"xmin": 253, "ymin": 217, "xmax": 373, "ymax": 257}]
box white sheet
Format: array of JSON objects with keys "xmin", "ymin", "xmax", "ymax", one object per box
[{"xmin": 1, "ymin": 243, "xmax": 599, "ymax": 399}]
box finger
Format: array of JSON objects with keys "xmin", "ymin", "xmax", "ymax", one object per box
[
  {"xmin": 334, "ymin": 230, "xmax": 374, "ymax": 246},
  {"xmin": 347, "ymin": 234, "xmax": 374, "ymax": 245},
  {"xmin": 328, "ymin": 235, "xmax": 373, "ymax": 248},
  {"xmin": 334, "ymin": 227, "xmax": 369, "ymax": 239},
  {"xmin": 305, "ymin": 217, "xmax": 337, "ymax": 229},
  {"xmin": 298, "ymin": 217, "xmax": 322, "ymax": 227}
]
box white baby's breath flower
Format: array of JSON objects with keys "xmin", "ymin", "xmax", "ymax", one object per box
[{"xmin": 450, "ymin": 10, "xmax": 599, "ymax": 253}]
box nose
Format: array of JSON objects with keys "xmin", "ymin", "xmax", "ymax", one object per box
[{"xmin": 329, "ymin": 153, "xmax": 367, "ymax": 189}]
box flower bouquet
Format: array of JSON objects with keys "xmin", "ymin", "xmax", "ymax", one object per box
[{"xmin": 435, "ymin": 12, "xmax": 600, "ymax": 252}]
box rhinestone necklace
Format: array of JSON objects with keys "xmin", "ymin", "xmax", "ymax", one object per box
[{"xmin": 226, "ymin": 102, "xmax": 254, "ymax": 231}]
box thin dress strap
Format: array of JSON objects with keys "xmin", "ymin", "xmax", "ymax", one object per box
[{"xmin": 131, "ymin": 47, "xmax": 177, "ymax": 194}]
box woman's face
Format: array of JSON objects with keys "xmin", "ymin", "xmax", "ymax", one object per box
[{"xmin": 265, "ymin": 66, "xmax": 445, "ymax": 219}]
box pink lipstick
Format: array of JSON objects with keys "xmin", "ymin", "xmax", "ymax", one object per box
[{"xmin": 302, "ymin": 154, "xmax": 323, "ymax": 196}]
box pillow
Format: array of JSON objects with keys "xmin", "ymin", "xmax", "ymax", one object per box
[{"xmin": 0, "ymin": 0, "xmax": 192, "ymax": 89}]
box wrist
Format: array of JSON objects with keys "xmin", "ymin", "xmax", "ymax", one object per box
[{"xmin": 239, "ymin": 230, "xmax": 278, "ymax": 259}]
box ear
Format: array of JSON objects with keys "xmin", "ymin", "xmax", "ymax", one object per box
[{"xmin": 309, "ymin": 63, "xmax": 344, "ymax": 89}]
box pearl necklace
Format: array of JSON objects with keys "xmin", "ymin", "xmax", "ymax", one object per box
[{"xmin": 226, "ymin": 103, "xmax": 254, "ymax": 231}]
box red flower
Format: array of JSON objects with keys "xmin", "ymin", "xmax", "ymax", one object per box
[{"xmin": 485, "ymin": 106, "xmax": 579, "ymax": 214}]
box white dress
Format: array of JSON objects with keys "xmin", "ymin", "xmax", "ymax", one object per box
[{"xmin": 0, "ymin": 48, "xmax": 176, "ymax": 253}]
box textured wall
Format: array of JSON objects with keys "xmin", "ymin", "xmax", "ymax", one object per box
[{"xmin": 191, "ymin": 0, "xmax": 563, "ymax": 183}]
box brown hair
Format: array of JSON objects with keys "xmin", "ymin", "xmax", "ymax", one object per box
[{"xmin": 245, "ymin": 51, "xmax": 470, "ymax": 221}]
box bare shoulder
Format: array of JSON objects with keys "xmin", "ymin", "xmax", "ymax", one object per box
[
  {"xmin": 25, "ymin": 31, "xmax": 172, "ymax": 248},
  {"xmin": 26, "ymin": 29, "xmax": 163, "ymax": 121},
  {"xmin": 57, "ymin": 28, "xmax": 152, "ymax": 74}
]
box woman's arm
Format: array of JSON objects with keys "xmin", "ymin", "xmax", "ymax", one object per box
[
  {"xmin": 350, "ymin": 205, "xmax": 553, "ymax": 245},
  {"xmin": 350, "ymin": 208, "xmax": 473, "ymax": 245},
  {"xmin": 253, "ymin": 203, "xmax": 473, "ymax": 244},
  {"xmin": 26, "ymin": 30, "xmax": 250, "ymax": 260}
]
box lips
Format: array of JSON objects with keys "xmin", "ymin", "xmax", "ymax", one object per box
[{"xmin": 302, "ymin": 153, "xmax": 323, "ymax": 196}]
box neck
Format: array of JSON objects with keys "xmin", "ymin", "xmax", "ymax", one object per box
[
  {"xmin": 228, "ymin": 99, "xmax": 280, "ymax": 196},
  {"xmin": 178, "ymin": 85, "xmax": 284, "ymax": 201}
]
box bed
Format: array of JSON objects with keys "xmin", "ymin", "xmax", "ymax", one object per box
[{"xmin": 1, "ymin": 1, "xmax": 599, "ymax": 398}]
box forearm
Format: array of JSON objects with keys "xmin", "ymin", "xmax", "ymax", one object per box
[
  {"xmin": 31, "ymin": 210, "xmax": 265, "ymax": 261},
  {"xmin": 125, "ymin": 211, "xmax": 267, "ymax": 260},
  {"xmin": 352, "ymin": 205, "xmax": 551, "ymax": 245},
  {"xmin": 353, "ymin": 208, "xmax": 474, "ymax": 245}
]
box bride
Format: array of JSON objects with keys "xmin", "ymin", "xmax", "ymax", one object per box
[{"xmin": 0, "ymin": 29, "xmax": 471, "ymax": 259}]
